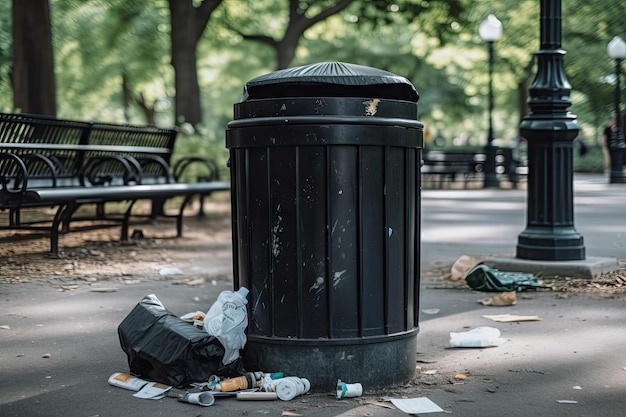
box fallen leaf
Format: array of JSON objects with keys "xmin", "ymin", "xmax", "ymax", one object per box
[
  {"xmin": 479, "ymin": 291, "xmax": 516, "ymax": 306},
  {"xmin": 364, "ymin": 401, "xmax": 395, "ymax": 410}
]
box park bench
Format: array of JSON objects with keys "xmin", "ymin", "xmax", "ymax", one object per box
[
  {"xmin": 421, "ymin": 150, "xmax": 485, "ymax": 188},
  {"xmin": 421, "ymin": 148, "xmax": 526, "ymax": 189},
  {"xmin": 0, "ymin": 112, "xmax": 230, "ymax": 255}
]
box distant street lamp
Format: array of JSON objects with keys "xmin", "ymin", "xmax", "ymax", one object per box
[
  {"xmin": 607, "ymin": 36, "xmax": 626, "ymax": 184},
  {"xmin": 479, "ymin": 14, "xmax": 503, "ymax": 188}
]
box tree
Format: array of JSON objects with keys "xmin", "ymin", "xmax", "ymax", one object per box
[
  {"xmin": 224, "ymin": 0, "xmax": 468, "ymax": 71},
  {"xmin": 12, "ymin": 0, "xmax": 56, "ymax": 115},
  {"xmin": 170, "ymin": 0, "xmax": 222, "ymax": 126}
]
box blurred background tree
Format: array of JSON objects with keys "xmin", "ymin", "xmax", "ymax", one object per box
[{"xmin": 0, "ymin": 0, "xmax": 624, "ymax": 171}]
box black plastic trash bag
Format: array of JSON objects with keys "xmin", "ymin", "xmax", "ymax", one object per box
[
  {"xmin": 118, "ymin": 294, "xmax": 242, "ymax": 387},
  {"xmin": 465, "ymin": 264, "xmax": 538, "ymax": 292}
]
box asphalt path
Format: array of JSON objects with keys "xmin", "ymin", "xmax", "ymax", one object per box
[{"xmin": 2, "ymin": 173, "xmax": 626, "ymax": 417}]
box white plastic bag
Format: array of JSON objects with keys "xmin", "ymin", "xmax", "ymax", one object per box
[
  {"xmin": 203, "ymin": 287, "xmax": 249, "ymax": 365},
  {"xmin": 449, "ymin": 326, "xmax": 505, "ymax": 348}
]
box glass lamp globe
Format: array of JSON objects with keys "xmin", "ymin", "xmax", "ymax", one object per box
[
  {"xmin": 608, "ymin": 36, "xmax": 626, "ymax": 59},
  {"xmin": 479, "ymin": 14, "xmax": 503, "ymax": 42}
]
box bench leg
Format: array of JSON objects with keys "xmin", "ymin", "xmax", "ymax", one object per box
[
  {"xmin": 9, "ymin": 208, "xmax": 20, "ymax": 226},
  {"xmin": 122, "ymin": 200, "xmax": 138, "ymax": 241},
  {"xmin": 177, "ymin": 194, "xmax": 195, "ymax": 237},
  {"xmin": 150, "ymin": 197, "xmax": 166, "ymax": 220},
  {"xmin": 197, "ymin": 195, "xmax": 206, "ymax": 218},
  {"xmin": 61, "ymin": 204, "xmax": 80, "ymax": 233},
  {"xmin": 50, "ymin": 204, "xmax": 73, "ymax": 256}
]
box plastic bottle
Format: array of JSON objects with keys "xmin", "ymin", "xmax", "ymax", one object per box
[
  {"xmin": 203, "ymin": 287, "xmax": 249, "ymax": 365},
  {"xmin": 214, "ymin": 371, "xmax": 282, "ymax": 392},
  {"xmin": 215, "ymin": 373, "xmax": 256, "ymax": 392}
]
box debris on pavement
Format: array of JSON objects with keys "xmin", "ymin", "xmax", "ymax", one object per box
[
  {"xmin": 450, "ymin": 255, "xmax": 484, "ymax": 281},
  {"xmin": 556, "ymin": 400, "xmax": 578, "ymax": 404},
  {"xmin": 483, "ymin": 314, "xmax": 542, "ymax": 322},
  {"xmin": 117, "ymin": 294, "xmax": 242, "ymax": 387},
  {"xmin": 336, "ymin": 380, "xmax": 362, "ymax": 398},
  {"xmin": 177, "ymin": 391, "xmax": 215, "ymax": 406},
  {"xmin": 133, "ymin": 382, "xmax": 172, "ymax": 400},
  {"xmin": 465, "ymin": 264, "xmax": 538, "ymax": 292},
  {"xmin": 389, "ymin": 397, "xmax": 445, "ymax": 414},
  {"xmin": 108, "ymin": 372, "xmax": 150, "ymax": 392},
  {"xmin": 449, "ymin": 326, "xmax": 505, "ymax": 348},
  {"xmin": 159, "ymin": 266, "xmax": 184, "ymax": 276},
  {"xmin": 422, "ymin": 308, "xmax": 440, "ymax": 315},
  {"xmin": 236, "ymin": 391, "xmax": 278, "ymax": 400},
  {"xmin": 478, "ymin": 291, "xmax": 517, "ymax": 306}
]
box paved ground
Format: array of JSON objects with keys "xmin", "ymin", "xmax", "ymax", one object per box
[{"xmin": 1, "ymin": 174, "xmax": 626, "ymax": 416}]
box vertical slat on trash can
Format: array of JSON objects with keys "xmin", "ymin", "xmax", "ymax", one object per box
[
  {"xmin": 360, "ymin": 145, "xmax": 385, "ymax": 337},
  {"xmin": 299, "ymin": 145, "xmax": 328, "ymax": 338}
]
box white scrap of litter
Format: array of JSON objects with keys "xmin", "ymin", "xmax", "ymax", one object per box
[
  {"xmin": 159, "ymin": 267, "xmax": 184, "ymax": 276},
  {"xmin": 390, "ymin": 397, "xmax": 445, "ymax": 414},
  {"xmin": 483, "ymin": 314, "xmax": 542, "ymax": 322},
  {"xmin": 556, "ymin": 400, "xmax": 578, "ymax": 404},
  {"xmin": 421, "ymin": 370, "xmax": 438, "ymax": 375},
  {"xmin": 89, "ymin": 287, "xmax": 119, "ymax": 293},
  {"xmin": 573, "ymin": 386, "xmax": 582, "ymax": 390}
]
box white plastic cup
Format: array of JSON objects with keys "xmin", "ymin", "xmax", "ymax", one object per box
[{"xmin": 336, "ymin": 380, "xmax": 363, "ymax": 398}]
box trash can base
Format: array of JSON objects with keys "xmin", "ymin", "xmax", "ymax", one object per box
[{"xmin": 243, "ymin": 329, "xmax": 418, "ymax": 392}]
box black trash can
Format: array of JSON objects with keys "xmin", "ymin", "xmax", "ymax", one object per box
[{"xmin": 226, "ymin": 62, "xmax": 423, "ymax": 391}]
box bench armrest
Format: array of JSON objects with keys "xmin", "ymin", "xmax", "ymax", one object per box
[
  {"xmin": 172, "ymin": 156, "xmax": 221, "ymax": 182},
  {"xmin": 0, "ymin": 153, "xmax": 30, "ymax": 196},
  {"xmin": 133, "ymin": 155, "xmax": 173, "ymax": 184},
  {"xmin": 81, "ymin": 155, "xmax": 141, "ymax": 186}
]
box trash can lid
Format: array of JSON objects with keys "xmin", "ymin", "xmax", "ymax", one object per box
[{"xmin": 242, "ymin": 62, "xmax": 418, "ymax": 102}]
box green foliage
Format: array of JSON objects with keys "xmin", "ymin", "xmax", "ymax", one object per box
[
  {"xmin": 3, "ymin": 0, "xmax": 624, "ymax": 164},
  {"xmin": 52, "ymin": 0, "xmax": 171, "ymax": 123},
  {"xmin": 0, "ymin": 0, "xmax": 13, "ymax": 111},
  {"xmin": 573, "ymin": 145, "xmax": 605, "ymax": 174},
  {"xmin": 172, "ymin": 131, "xmax": 229, "ymax": 181}
]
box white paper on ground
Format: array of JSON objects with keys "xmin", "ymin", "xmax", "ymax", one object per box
[
  {"xmin": 449, "ymin": 326, "xmax": 505, "ymax": 348},
  {"xmin": 132, "ymin": 382, "xmax": 172, "ymax": 399},
  {"xmin": 483, "ymin": 314, "xmax": 542, "ymax": 322},
  {"xmin": 390, "ymin": 397, "xmax": 445, "ymax": 414}
]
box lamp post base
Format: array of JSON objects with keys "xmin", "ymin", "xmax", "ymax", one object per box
[{"xmin": 516, "ymin": 227, "xmax": 585, "ymax": 261}]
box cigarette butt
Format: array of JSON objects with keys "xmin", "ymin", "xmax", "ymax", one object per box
[{"xmin": 236, "ymin": 391, "xmax": 279, "ymax": 401}]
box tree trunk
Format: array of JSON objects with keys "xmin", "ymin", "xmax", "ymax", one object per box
[
  {"xmin": 169, "ymin": 0, "xmax": 222, "ymax": 127},
  {"xmin": 12, "ymin": 0, "xmax": 56, "ymax": 115}
]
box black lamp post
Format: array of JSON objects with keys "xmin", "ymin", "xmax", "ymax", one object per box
[
  {"xmin": 479, "ymin": 14, "xmax": 503, "ymax": 188},
  {"xmin": 516, "ymin": 0, "xmax": 585, "ymax": 261},
  {"xmin": 607, "ymin": 36, "xmax": 626, "ymax": 184}
]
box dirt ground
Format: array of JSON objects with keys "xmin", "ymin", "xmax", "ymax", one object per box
[
  {"xmin": 2, "ymin": 197, "xmax": 626, "ymax": 301},
  {"xmin": 0, "ymin": 199, "xmax": 234, "ymax": 290}
]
